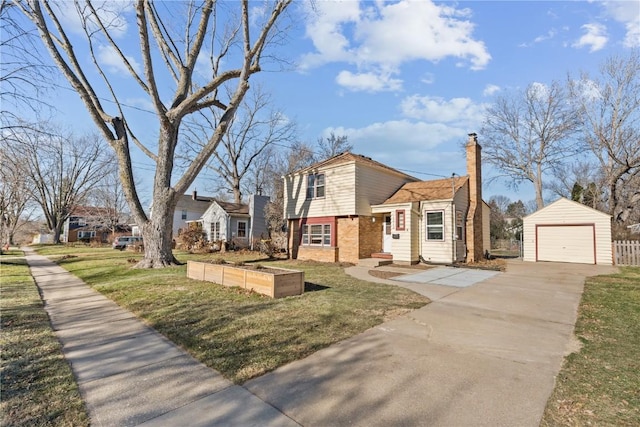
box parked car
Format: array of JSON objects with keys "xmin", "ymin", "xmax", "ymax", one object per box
[{"xmin": 112, "ymin": 236, "xmax": 143, "ymax": 250}]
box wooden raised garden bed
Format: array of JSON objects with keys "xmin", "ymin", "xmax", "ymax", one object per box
[{"xmin": 186, "ymin": 260, "xmax": 304, "ymax": 298}]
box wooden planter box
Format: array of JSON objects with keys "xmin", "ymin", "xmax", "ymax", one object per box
[{"xmin": 186, "ymin": 261, "xmax": 304, "ymax": 298}]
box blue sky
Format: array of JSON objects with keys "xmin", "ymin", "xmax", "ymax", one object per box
[{"xmin": 24, "ymin": 0, "xmax": 640, "ymax": 207}]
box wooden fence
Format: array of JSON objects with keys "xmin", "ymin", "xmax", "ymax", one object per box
[{"xmin": 613, "ymin": 240, "xmax": 640, "ymax": 266}]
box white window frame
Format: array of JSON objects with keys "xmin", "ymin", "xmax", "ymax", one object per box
[
  {"xmin": 181, "ymin": 210, "xmax": 188, "ymax": 220},
  {"xmin": 210, "ymin": 221, "xmax": 220, "ymax": 241},
  {"xmin": 301, "ymin": 223, "xmax": 331, "ymax": 247},
  {"xmin": 306, "ymin": 173, "xmax": 325, "ymax": 199},
  {"xmin": 425, "ymin": 210, "xmax": 445, "ymax": 241}
]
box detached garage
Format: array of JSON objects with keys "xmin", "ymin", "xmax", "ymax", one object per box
[{"xmin": 523, "ymin": 198, "xmax": 612, "ymax": 265}]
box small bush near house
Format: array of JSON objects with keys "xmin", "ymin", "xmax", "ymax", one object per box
[{"xmin": 176, "ymin": 228, "xmax": 208, "ymax": 252}]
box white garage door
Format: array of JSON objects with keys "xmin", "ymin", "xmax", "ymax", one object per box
[{"xmin": 537, "ymin": 225, "xmax": 595, "ymax": 264}]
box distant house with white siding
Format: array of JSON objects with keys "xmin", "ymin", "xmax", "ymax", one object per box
[
  {"xmin": 283, "ymin": 133, "xmax": 490, "ymax": 264},
  {"xmin": 196, "ymin": 194, "xmax": 270, "ymax": 249},
  {"xmin": 173, "ymin": 191, "xmax": 214, "ymax": 236},
  {"xmin": 523, "ymin": 198, "xmax": 612, "ymax": 265}
]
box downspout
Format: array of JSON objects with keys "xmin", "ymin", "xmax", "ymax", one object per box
[
  {"xmin": 451, "ymin": 173, "xmax": 457, "ymax": 264},
  {"xmin": 413, "ymin": 205, "xmax": 422, "ymax": 264}
]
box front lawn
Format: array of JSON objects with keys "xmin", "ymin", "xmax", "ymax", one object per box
[
  {"xmin": 541, "ymin": 267, "xmax": 640, "ymax": 426},
  {"xmin": 35, "ymin": 246, "xmax": 429, "ymax": 383},
  {"xmin": 0, "ymin": 254, "xmax": 89, "ymax": 427}
]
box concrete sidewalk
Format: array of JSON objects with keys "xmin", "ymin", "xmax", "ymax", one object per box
[{"xmin": 23, "ymin": 248, "xmax": 298, "ymax": 427}]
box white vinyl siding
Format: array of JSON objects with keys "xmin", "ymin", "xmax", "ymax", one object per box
[
  {"xmin": 420, "ymin": 200, "xmax": 456, "ymax": 263},
  {"xmin": 285, "ymin": 162, "xmax": 357, "ymax": 218},
  {"xmin": 523, "ymin": 198, "xmax": 612, "ymax": 265},
  {"xmin": 284, "ymin": 160, "xmax": 417, "ymax": 219},
  {"xmin": 355, "ymin": 164, "xmax": 417, "ymax": 214}
]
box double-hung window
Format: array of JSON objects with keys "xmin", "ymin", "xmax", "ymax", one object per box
[
  {"xmin": 237, "ymin": 221, "xmax": 247, "ymax": 238},
  {"xmin": 426, "ymin": 211, "xmax": 444, "ymax": 240},
  {"xmin": 301, "ymin": 224, "xmax": 331, "ymax": 246},
  {"xmin": 210, "ymin": 221, "xmax": 220, "ymax": 241},
  {"xmin": 306, "ymin": 173, "xmax": 325, "ymax": 199}
]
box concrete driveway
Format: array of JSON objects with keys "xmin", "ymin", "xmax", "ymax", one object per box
[{"xmin": 246, "ymin": 260, "xmax": 618, "ymax": 427}]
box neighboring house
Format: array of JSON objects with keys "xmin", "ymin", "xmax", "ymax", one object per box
[
  {"xmin": 283, "ymin": 133, "xmax": 489, "ymax": 264},
  {"xmin": 173, "ymin": 191, "xmax": 214, "ymax": 236},
  {"xmin": 62, "ymin": 206, "xmax": 129, "ymax": 243},
  {"xmin": 195, "ymin": 194, "xmax": 271, "ymax": 249},
  {"xmin": 523, "ymin": 197, "xmax": 612, "ymax": 265}
]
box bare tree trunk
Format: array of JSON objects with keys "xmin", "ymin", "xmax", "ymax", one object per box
[{"xmin": 138, "ymin": 194, "xmax": 178, "ymax": 268}]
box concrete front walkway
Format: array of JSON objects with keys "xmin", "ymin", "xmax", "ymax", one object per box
[
  {"xmin": 246, "ymin": 260, "xmax": 618, "ymax": 427},
  {"xmin": 23, "ymin": 248, "xmax": 298, "ymax": 427}
]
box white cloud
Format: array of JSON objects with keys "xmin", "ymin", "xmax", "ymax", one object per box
[
  {"xmin": 97, "ymin": 45, "xmax": 141, "ymax": 76},
  {"xmin": 400, "ymin": 95, "xmax": 487, "ymax": 127},
  {"xmin": 421, "ymin": 73, "xmax": 435, "ymax": 84},
  {"xmin": 601, "ymin": 0, "xmax": 640, "ymax": 47},
  {"xmin": 573, "ymin": 23, "xmax": 608, "ymax": 52},
  {"xmin": 300, "ymin": 0, "xmax": 490, "ymax": 92},
  {"xmin": 483, "ymin": 84, "xmax": 500, "ymax": 97},
  {"xmin": 55, "ymin": 1, "xmax": 131, "ymax": 38},
  {"xmin": 336, "ymin": 70, "xmax": 402, "ymax": 92}
]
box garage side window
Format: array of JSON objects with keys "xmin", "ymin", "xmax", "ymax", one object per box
[{"xmin": 426, "ymin": 211, "xmax": 444, "ymax": 240}]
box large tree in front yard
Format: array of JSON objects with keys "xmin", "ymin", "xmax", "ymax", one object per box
[{"xmin": 13, "ymin": 0, "xmax": 293, "ymax": 267}]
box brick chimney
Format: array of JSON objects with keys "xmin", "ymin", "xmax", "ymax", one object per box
[{"xmin": 465, "ymin": 133, "xmax": 484, "ymax": 263}]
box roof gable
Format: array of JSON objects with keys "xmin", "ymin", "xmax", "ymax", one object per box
[
  {"xmin": 382, "ymin": 176, "xmax": 469, "ymax": 204},
  {"xmin": 524, "ymin": 197, "xmax": 611, "ymax": 220},
  {"xmin": 291, "ymin": 152, "xmax": 416, "ymax": 181}
]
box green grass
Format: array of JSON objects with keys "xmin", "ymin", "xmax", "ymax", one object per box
[
  {"xmin": 541, "ymin": 267, "xmax": 640, "ymax": 426},
  {"xmin": 0, "ymin": 254, "xmax": 89, "ymax": 427},
  {"xmin": 34, "ymin": 246, "xmax": 429, "ymax": 383}
]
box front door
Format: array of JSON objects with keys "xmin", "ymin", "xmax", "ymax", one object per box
[{"xmin": 383, "ymin": 215, "xmax": 392, "ymax": 253}]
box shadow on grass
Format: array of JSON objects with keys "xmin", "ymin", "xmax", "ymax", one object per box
[{"xmin": 304, "ymin": 281, "xmax": 330, "ymax": 292}]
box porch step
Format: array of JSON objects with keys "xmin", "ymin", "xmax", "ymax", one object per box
[
  {"xmin": 358, "ymin": 258, "xmax": 393, "ymax": 268},
  {"xmin": 371, "ymin": 252, "xmax": 393, "ymax": 259}
]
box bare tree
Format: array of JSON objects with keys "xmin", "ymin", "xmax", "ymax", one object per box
[
  {"xmin": 316, "ymin": 132, "xmax": 352, "ymax": 160},
  {"xmin": 0, "ymin": 144, "xmax": 35, "ymax": 246},
  {"xmin": 87, "ymin": 160, "xmax": 131, "ymax": 238},
  {"xmin": 482, "ymin": 81, "xmax": 582, "ymax": 209},
  {"xmin": 264, "ymin": 141, "xmax": 315, "ymax": 246},
  {"xmin": 183, "ymin": 86, "xmax": 297, "ymax": 203},
  {"xmin": 569, "ymin": 50, "xmax": 640, "ymax": 222},
  {"xmin": 0, "ymin": 0, "xmax": 53, "ymax": 128},
  {"xmin": 548, "ymin": 159, "xmax": 605, "ymax": 209},
  {"xmin": 5, "ymin": 124, "xmax": 112, "ymax": 243},
  {"xmin": 14, "ymin": 0, "xmax": 293, "ymax": 267}
]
